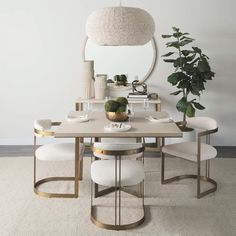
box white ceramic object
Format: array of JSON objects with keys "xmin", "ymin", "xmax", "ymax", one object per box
[
  {"xmin": 81, "ymin": 60, "xmax": 94, "ymax": 99},
  {"xmin": 86, "ymin": 7, "xmax": 155, "ymax": 46},
  {"xmin": 94, "ymin": 74, "xmax": 107, "ymax": 99},
  {"xmin": 104, "ymin": 123, "xmax": 131, "ymax": 132}
]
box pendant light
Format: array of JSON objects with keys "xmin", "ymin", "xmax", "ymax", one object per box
[{"xmin": 86, "ymin": 3, "xmax": 155, "ymax": 46}]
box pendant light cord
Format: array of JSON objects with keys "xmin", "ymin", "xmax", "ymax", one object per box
[{"xmin": 119, "ymin": 0, "xmax": 122, "ymax": 6}]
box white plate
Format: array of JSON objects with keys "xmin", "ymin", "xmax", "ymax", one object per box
[
  {"xmin": 104, "ymin": 123, "xmax": 131, "ymax": 132},
  {"xmin": 67, "ymin": 115, "xmax": 89, "ymax": 123}
]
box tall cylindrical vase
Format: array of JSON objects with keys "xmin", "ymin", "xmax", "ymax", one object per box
[
  {"xmin": 94, "ymin": 74, "xmax": 107, "ymax": 100},
  {"xmin": 81, "ymin": 60, "xmax": 94, "ymax": 99}
]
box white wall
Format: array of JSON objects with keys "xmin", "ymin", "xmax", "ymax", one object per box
[{"xmin": 0, "ymin": 0, "xmax": 235, "ymax": 145}]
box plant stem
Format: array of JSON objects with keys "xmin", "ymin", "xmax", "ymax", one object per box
[{"xmin": 177, "ymin": 34, "xmax": 187, "ymax": 126}]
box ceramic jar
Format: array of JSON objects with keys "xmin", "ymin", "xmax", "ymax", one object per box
[
  {"xmin": 94, "ymin": 74, "xmax": 107, "ymax": 99},
  {"xmin": 81, "ymin": 60, "xmax": 94, "ymax": 99}
]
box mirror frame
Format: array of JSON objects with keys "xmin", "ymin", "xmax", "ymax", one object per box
[{"xmin": 82, "ymin": 36, "xmax": 157, "ymax": 85}]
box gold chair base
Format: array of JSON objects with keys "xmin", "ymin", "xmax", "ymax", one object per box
[
  {"xmin": 34, "ymin": 177, "xmax": 78, "ymax": 198},
  {"xmin": 162, "ymin": 174, "xmax": 217, "ymax": 199},
  {"xmin": 90, "ymin": 206, "xmax": 145, "ymax": 231},
  {"xmin": 95, "ymin": 185, "xmax": 142, "ymax": 198}
]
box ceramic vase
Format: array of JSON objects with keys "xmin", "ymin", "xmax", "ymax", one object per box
[
  {"xmin": 81, "ymin": 60, "xmax": 94, "ymax": 99},
  {"xmin": 94, "ymin": 74, "xmax": 107, "ymax": 99}
]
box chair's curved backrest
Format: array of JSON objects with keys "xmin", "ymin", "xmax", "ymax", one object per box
[
  {"xmin": 34, "ymin": 119, "xmax": 53, "ymax": 137},
  {"xmin": 186, "ymin": 117, "xmax": 218, "ymax": 131},
  {"xmin": 92, "ymin": 143, "xmax": 145, "ymax": 157},
  {"xmin": 34, "ymin": 119, "xmax": 52, "ymax": 131}
]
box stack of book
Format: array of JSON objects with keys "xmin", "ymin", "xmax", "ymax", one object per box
[{"xmin": 127, "ymin": 93, "xmax": 149, "ymax": 100}]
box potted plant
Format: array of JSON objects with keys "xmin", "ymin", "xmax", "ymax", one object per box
[
  {"xmin": 162, "ymin": 27, "xmax": 215, "ymax": 131},
  {"xmin": 104, "ymin": 97, "xmax": 129, "ymax": 122},
  {"xmin": 114, "ymin": 74, "xmax": 128, "ymax": 86}
]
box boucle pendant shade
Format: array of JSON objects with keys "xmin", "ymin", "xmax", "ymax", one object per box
[{"xmin": 86, "ymin": 7, "xmax": 155, "ymax": 46}]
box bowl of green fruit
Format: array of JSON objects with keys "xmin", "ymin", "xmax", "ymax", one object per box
[{"xmin": 104, "ymin": 97, "xmax": 129, "ymax": 122}]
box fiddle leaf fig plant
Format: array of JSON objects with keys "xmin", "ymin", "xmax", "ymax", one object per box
[{"xmin": 162, "ymin": 27, "xmax": 215, "ymax": 127}]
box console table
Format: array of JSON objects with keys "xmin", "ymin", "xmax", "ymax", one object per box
[{"xmin": 75, "ymin": 97, "xmax": 161, "ymax": 112}]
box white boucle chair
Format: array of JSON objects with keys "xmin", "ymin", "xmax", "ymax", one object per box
[
  {"xmin": 90, "ymin": 143, "xmax": 145, "ymax": 230},
  {"xmin": 161, "ymin": 117, "xmax": 218, "ymax": 199},
  {"xmin": 33, "ymin": 119, "xmax": 84, "ymax": 198}
]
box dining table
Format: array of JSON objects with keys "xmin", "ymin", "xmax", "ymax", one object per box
[{"xmin": 54, "ymin": 110, "xmax": 182, "ymax": 196}]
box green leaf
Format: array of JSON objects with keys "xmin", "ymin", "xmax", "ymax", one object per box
[
  {"xmin": 183, "ymin": 64, "xmax": 194, "ymax": 74},
  {"xmin": 191, "ymin": 79, "xmax": 205, "ymax": 92},
  {"xmin": 203, "ymin": 71, "xmax": 215, "ymax": 80},
  {"xmin": 172, "ymin": 27, "xmax": 180, "ymax": 32},
  {"xmin": 179, "ymin": 39, "xmax": 194, "ymax": 47},
  {"xmin": 192, "ymin": 47, "xmax": 202, "ymax": 54},
  {"xmin": 173, "ymin": 32, "xmax": 183, "ymax": 38},
  {"xmin": 202, "ymin": 54, "xmax": 209, "ymax": 59},
  {"xmin": 193, "ymin": 102, "xmax": 205, "ymax": 110},
  {"xmin": 162, "ymin": 52, "xmax": 175, "ymax": 57},
  {"xmin": 166, "ymin": 41, "xmax": 180, "ymax": 49},
  {"xmin": 190, "ymin": 88, "xmax": 200, "ymax": 96},
  {"xmin": 167, "ymin": 73, "xmax": 181, "ymax": 85},
  {"xmin": 170, "ymin": 90, "xmax": 182, "ymax": 95},
  {"xmin": 167, "ymin": 72, "xmax": 189, "ymax": 85},
  {"xmin": 163, "ymin": 59, "xmax": 175, "ymax": 63},
  {"xmin": 177, "ymin": 80, "xmax": 191, "ymax": 89},
  {"xmin": 162, "ymin": 34, "xmax": 172, "ymax": 38},
  {"xmin": 174, "ymin": 57, "xmax": 186, "ymax": 67},
  {"xmin": 180, "ymin": 36, "xmax": 195, "ymax": 41},
  {"xmin": 186, "ymin": 103, "xmax": 195, "ymax": 117},
  {"xmin": 198, "ymin": 58, "xmax": 210, "ymax": 72},
  {"xmin": 181, "ymin": 50, "xmax": 191, "ymax": 56},
  {"xmin": 176, "ymin": 97, "xmax": 188, "ymax": 113}
]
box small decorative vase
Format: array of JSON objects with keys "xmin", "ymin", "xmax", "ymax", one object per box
[
  {"xmin": 81, "ymin": 60, "xmax": 94, "ymax": 99},
  {"xmin": 94, "ymin": 74, "xmax": 107, "ymax": 100}
]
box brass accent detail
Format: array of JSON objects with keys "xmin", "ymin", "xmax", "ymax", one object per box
[
  {"xmin": 161, "ymin": 174, "xmax": 217, "ymax": 199},
  {"xmin": 106, "ymin": 112, "xmax": 129, "ymax": 122},
  {"xmin": 161, "ymin": 127, "xmax": 218, "ymax": 199},
  {"xmin": 34, "ymin": 177, "xmax": 78, "ymax": 198},
  {"xmin": 34, "ymin": 122, "xmax": 61, "ymax": 137},
  {"xmin": 91, "ymin": 206, "xmax": 145, "ymax": 231},
  {"xmin": 34, "ymin": 129, "xmax": 55, "ymax": 137},
  {"xmin": 92, "ymin": 145, "xmax": 145, "ymax": 156}
]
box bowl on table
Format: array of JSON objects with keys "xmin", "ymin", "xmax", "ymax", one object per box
[{"xmin": 106, "ymin": 112, "xmax": 129, "ymax": 122}]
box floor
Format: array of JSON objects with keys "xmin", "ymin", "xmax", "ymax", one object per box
[{"xmin": 0, "ymin": 156, "xmax": 235, "ymax": 236}]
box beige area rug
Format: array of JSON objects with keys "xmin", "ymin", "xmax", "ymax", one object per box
[{"xmin": 0, "ymin": 156, "xmax": 236, "ymax": 236}]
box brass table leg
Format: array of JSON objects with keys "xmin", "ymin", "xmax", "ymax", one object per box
[{"xmin": 75, "ymin": 102, "xmax": 84, "ymax": 180}]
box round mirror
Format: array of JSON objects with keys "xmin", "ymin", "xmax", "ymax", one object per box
[{"xmin": 82, "ymin": 37, "xmax": 157, "ymax": 90}]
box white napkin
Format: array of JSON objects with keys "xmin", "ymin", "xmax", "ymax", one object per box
[
  {"xmin": 67, "ymin": 114, "xmax": 89, "ymax": 122},
  {"xmin": 147, "ymin": 116, "xmax": 173, "ymax": 123}
]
